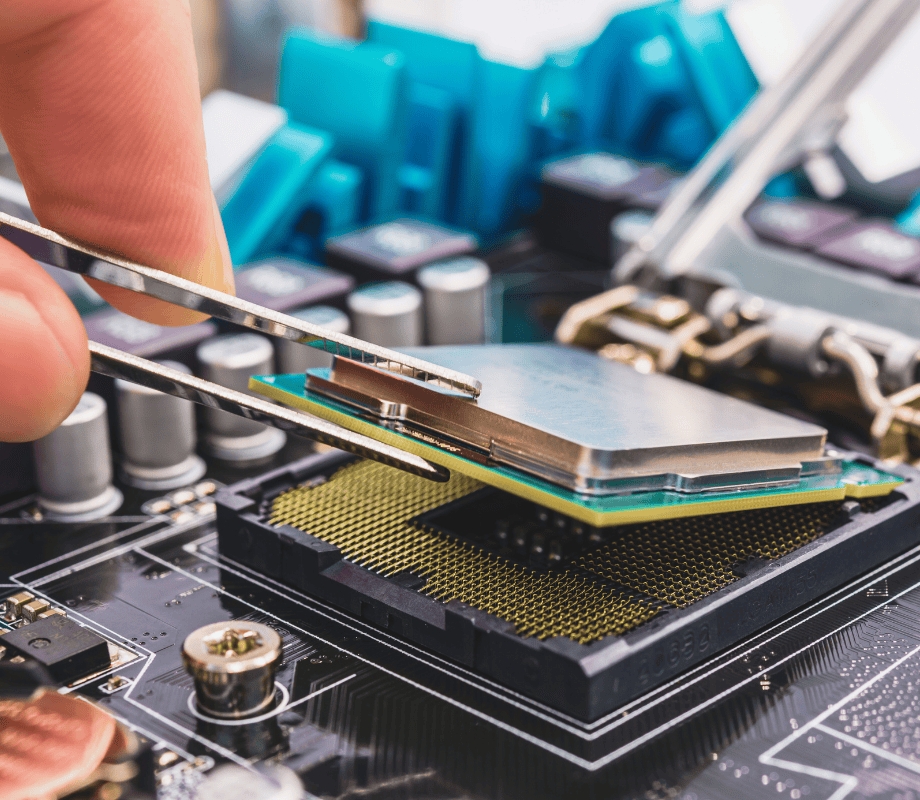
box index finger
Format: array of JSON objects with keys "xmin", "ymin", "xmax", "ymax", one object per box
[{"xmin": 0, "ymin": 0, "xmax": 233, "ymax": 327}]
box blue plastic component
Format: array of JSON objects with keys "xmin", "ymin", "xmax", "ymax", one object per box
[
  {"xmin": 367, "ymin": 22, "xmax": 480, "ymax": 224},
  {"xmin": 670, "ymin": 7, "xmax": 757, "ymax": 134},
  {"xmin": 573, "ymin": 5, "xmax": 670, "ymax": 151},
  {"xmin": 278, "ymin": 30, "xmax": 410, "ymax": 221},
  {"xmin": 285, "ymin": 159, "xmax": 364, "ymax": 262},
  {"xmin": 221, "ymin": 123, "xmax": 333, "ymax": 265},
  {"xmin": 218, "ymin": 2, "xmax": 770, "ymax": 256},
  {"xmin": 897, "ymin": 197, "xmax": 920, "ymax": 237},
  {"xmin": 565, "ymin": 2, "xmax": 756, "ymax": 167},
  {"xmin": 461, "ymin": 60, "xmax": 540, "ymax": 237},
  {"xmin": 399, "ymin": 84, "xmax": 458, "ymax": 218}
]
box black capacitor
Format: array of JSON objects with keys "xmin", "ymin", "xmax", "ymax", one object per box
[{"xmin": 537, "ymin": 152, "xmax": 675, "ymax": 263}]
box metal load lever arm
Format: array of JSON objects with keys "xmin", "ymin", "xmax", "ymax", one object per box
[{"xmin": 613, "ymin": 0, "xmax": 920, "ymax": 283}]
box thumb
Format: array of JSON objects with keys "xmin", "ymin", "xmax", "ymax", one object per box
[{"xmin": 0, "ymin": 236, "xmax": 89, "ymax": 442}]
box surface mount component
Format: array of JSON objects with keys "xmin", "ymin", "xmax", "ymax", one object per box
[
  {"xmin": 115, "ymin": 360, "xmax": 207, "ymax": 490},
  {"xmin": 233, "ymin": 256, "xmax": 353, "ymax": 314},
  {"xmin": 32, "ymin": 392, "xmax": 123, "ymax": 521},
  {"xmin": 216, "ymin": 450, "xmax": 920, "ymax": 720},
  {"xmin": 251, "ymin": 344, "xmax": 902, "ymax": 525},
  {"xmin": 197, "ymin": 334, "xmax": 287, "ymax": 462},
  {"xmin": 182, "ymin": 620, "xmax": 283, "ymax": 719},
  {"xmin": 326, "ymin": 218, "xmax": 478, "ymax": 280},
  {"xmin": 0, "ymin": 616, "xmax": 110, "ymax": 683},
  {"xmin": 2, "ymin": 591, "xmax": 34, "ymax": 621},
  {"xmin": 347, "ymin": 281, "xmax": 424, "ymax": 347}
]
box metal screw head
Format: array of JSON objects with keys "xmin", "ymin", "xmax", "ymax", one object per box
[
  {"xmin": 181, "ymin": 621, "xmax": 283, "ymax": 719},
  {"xmin": 202, "ymin": 628, "xmax": 263, "ymax": 657},
  {"xmin": 181, "ymin": 620, "xmax": 282, "ymax": 678}
]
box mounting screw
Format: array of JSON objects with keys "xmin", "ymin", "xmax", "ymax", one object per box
[{"xmin": 181, "ymin": 621, "xmax": 282, "ymax": 719}]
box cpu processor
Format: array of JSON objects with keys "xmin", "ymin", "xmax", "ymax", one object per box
[{"xmin": 250, "ymin": 344, "xmax": 901, "ymax": 525}]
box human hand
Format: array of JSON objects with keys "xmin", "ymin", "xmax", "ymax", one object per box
[{"xmin": 0, "ymin": 0, "xmax": 233, "ymax": 442}]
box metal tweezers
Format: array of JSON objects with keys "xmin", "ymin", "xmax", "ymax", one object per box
[{"xmin": 0, "ymin": 211, "xmax": 483, "ymax": 482}]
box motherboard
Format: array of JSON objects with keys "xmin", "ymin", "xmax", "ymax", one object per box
[
  {"xmin": 6, "ymin": 435, "xmax": 920, "ymax": 800},
  {"xmin": 9, "ymin": 1, "xmax": 920, "ymax": 798}
]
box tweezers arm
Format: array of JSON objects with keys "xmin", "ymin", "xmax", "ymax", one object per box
[
  {"xmin": 88, "ymin": 341, "xmax": 449, "ymax": 482},
  {"xmin": 0, "ymin": 211, "xmax": 481, "ymax": 398}
]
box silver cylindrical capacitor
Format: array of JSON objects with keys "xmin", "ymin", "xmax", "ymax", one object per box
[
  {"xmin": 346, "ymin": 281, "xmax": 423, "ymax": 347},
  {"xmin": 275, "ymin": 305, "xmax": 350, "ymax": 374},
  {"xmin": 32, "ymin": 392, "xmax": 123, "ymax": 521},
  {"xmin": 115, "ymin": 361, "xmax": 207, "ymax": 490},
  {"xmin": 417, "ymin": 257, "xmax": 490, "ymax": 345},
  {"xmin": 182, "ymin": 621, "xmax": 283, "ymax": 719},
  {"xmin": 196, "ymin": 333, "xmax": 286, "ymax": 462}
]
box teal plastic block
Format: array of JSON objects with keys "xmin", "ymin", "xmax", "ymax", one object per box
[
  {"xmin": 529, "ymin": 49, "xmax": 582, "ymax": 160},
  {"xmin": 221, "ymin": 123, "xmax": 333, "ymax": 265},
  {"xmin": 668, "ymin": 6, "xmax": 756, "ymax": 134},
  {"xmin": 568, "ymin": 2, "xmax": 756, "ymax": 167},
  {"xmin": 279, "ymin": 30, "xmax": 410, "ymax": 220},
  {"xmin": 367, "ymin": 21, "xmax": 479, "ymax": 107},
  {"xmin": 286, "ymin": 158, "xmax": 364, "ymax": 261},
  {"xmin": 461, "ymin": 60, "xmax": 540, "ymax": 238},
  {"xmin": 367, "ymin": 21, "xmax": 480, "ymax": 223},
  {"xmin": 897, "ymin": 196, "xmax": 920, "ymax": 236},
  {"xmin": 576, "ymin": 4, "xmax": 674, "ymax": 150},
  {"xmin": 399, "ymin": 84, "xmax": 459, "ymax": 218}
]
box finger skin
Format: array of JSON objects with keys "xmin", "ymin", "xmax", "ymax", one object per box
[
  {"xmin": 0, "ymin": 0, "xmax": 233, "ymax": 442},
  {"xmin": 0, "ymin": 236, "xmax": 89, "ymax": 442},
  {"xmin": 0, "ymin": 0, "xmax": 234, "ymax": 328}
]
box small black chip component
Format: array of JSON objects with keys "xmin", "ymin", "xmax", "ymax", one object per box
[
  {"xmin": 233, "ymin": 257, "xmax": 353, "ymax": 313},
  {"xmin": 325, "ymin": 218, "xmax": 478, "ymax": 281},
  {"xmin": 1, "ymin": 616, "xmax": 110, "ymax": 683},
  {"xmin": 744, "ymin": 199, "xmax": 856, "ymax": 249},
  {"xmin": 536, "ymin": 151, "xmax": 677, "ymax": 262},
  {"xmin": 815, "ymin": 221, "xmax": 920, "ymax": 281}
]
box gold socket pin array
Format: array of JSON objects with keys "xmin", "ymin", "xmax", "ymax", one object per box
[{"xmin": 270, "ymin": 461, "xmax": 857, "ymax": 645}]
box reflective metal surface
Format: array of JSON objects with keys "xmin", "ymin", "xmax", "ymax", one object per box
[
  {"xmin": 613, "ymin": 0, "xmax": 920, "ymax": 283},
  {"xmin": 307, "ymin": 344, "xmax": 829, "ymax": 495},
  {"xmin": 89, "ymin": 342, "xmax": 449, "ymax": 482},
  {"xmin": 0, "ymin": 210, "xmax": 481, "ymax": 397}
]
